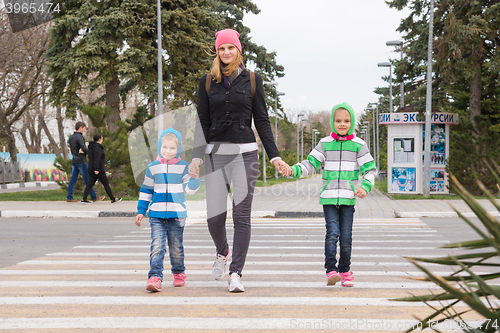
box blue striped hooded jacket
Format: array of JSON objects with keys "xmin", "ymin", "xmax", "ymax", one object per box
[{"xmin": 137, "ymin": 128, "xmax": 201, "ymax": 219}]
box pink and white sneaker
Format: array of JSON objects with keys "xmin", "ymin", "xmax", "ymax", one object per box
[
  {"xmin": 340, "ymin": 271, "xmax": 354, "ymax": 287},
  {"xmin": 326, "ymin": 271, "xmax": 341, "ymax": 286},
  {"xmin": 173, "ymin": 273, "xmax": 186, "ymax": 287},
  {"xmin": 146, "ymin": 277, "xmax": 162, "ymax": 292}
]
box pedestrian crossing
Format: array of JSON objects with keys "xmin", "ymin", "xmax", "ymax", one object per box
[{"xmin": 0, "ymin": 217, "xmax": 488, "ymax": 331}]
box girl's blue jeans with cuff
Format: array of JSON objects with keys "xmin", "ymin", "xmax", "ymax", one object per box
[
  {"xmin": 323, "ymin": 204, "xmax": 355, "ymax": 274},
  {"xmin": 148, "ymin": 217, "xmax": 186, "ymax": 280}
]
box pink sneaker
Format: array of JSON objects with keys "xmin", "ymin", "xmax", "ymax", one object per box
[
  {"xmin": 340, "ymin": 271, "xmax": 354, "ymax": 287},
  {"xmin": 173, "ymin": 273, "xmax": 186, "ymax": 287},
  {"xmin": 326, "ymin": 271, "xmax": 341, "ymax": 286},
  {"xmin": 146, "ymin": 277, "xmax": 162, "ymax": 292}
]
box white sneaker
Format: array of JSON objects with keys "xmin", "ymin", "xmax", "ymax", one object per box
[
  {"xmin": 212, "ymin": 250, "xmax": 231, "ymax": 280},
  {"xmin": 228, "ymin": 272, "xmax": 244, "ymax": 293}
]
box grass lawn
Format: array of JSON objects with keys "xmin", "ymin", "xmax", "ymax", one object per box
[
  {"xmin": 0, "ymin": 176, "xmax": 299, "ymax": 201},
  {"xmin": 0, "ymin": 183, "xmax": 207, "ymax": 201},
  {"xmin": 375, "ymin": 178, "xmax": 472, "ymax": 200},
  {"xmin": 255, "ymin": 176, "xmax": 298, "ymax": 187}
]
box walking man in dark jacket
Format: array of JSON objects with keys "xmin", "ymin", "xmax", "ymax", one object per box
[
  {"xmin": 81, "ymin": 133, "xmax": 121, "ymax": 204},
  {"xmin": 66, "ymin": 122, "xmax": 105, "ymax": 203}
]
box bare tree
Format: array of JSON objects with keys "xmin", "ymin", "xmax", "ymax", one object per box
[{"xmin": 0, "ymin": 10, "xmax": 49, "ymax": 161}]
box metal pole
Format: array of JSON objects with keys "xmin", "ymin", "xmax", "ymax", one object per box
[
  {"xmin": 400, "ymin": 49, "xmax": 404, "ymax": 108},
  {"xmin": 389, "ymin": 65, "xmax": 393, "ymax": 113},
  {"xmin": 157, "ymin": 0, "xmax": 163, "ymax": 135},
  {"xmin": 376, "ymin": 104, "xmax": 380, "ymax": 172},
  {"xmin": 363, "ymin": 121, "xmax": 370, "ymax": 153},
  {"xmin": 274, "ymin": 95, "xmax": 278, "ymax": 180},
  {"xmin": 263, "ymin": 122, "xmax": 269, "ymax": 185},
  {"xmin": 301, "ymin": 122, "xmax": 304, "ymax": 162},
  {"xmin": 372, "ymin": 110, "xmax": 376, "ymax": 158},
  {"xmin": 263, "ymin": 146, "xmax": 266, "ymax": 184},
  {"xmin": 296, "ymin": 117, "xmax": 300, "ymax": 164},
  {"xmin": 296, "ymin": 114, "xmax": 304, "ymax": 164},
  {"xmin": 423, "ymin": 0, "xmax": 435, "ymax": 197}
]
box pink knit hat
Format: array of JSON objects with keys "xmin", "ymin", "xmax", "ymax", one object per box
[{"xmin": 215, "ymin": 29, "xmax": 242, "ymax": 53}]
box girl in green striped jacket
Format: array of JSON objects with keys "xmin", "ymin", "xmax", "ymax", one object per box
[{"xmin": 286, "ymin": 102, "xmax": 377, "ymax": 287}]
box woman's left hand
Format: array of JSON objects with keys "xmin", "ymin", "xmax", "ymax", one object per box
[{"xmin": 272, "ymin": 159, "xmax": 292, "ymax": 177}]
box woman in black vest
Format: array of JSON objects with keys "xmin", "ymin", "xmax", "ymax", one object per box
[{"xmin": 189, "ymin": 29, "xmax": 290, "ymax": 292}]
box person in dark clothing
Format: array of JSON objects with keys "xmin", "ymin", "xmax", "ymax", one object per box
[
  {"xmin": 188, "ymin": 29, "xmax": 291, "ymax": 293},
  {"xmin": 81, "ymin": 133, "xmax": 122, "ymax": 204},
  {"xmin": 67, "ymin": 122, "xmax": 105, "ymax": 203}
]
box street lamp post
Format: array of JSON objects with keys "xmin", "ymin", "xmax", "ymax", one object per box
[
  {"xmin": 312, "ymin": 129, "xmax": 319, "ymax": 174},
  {"xmin": 312, "ymin": 129, "xmax": 320, "ymax": 148},
  {"xmin": 378, "ymin": 62, "xmax": 393, "ymax": 113},
  {"xmin": 361, "ymin": 126, "xmax": 368, "ymax": 143},
  {"xmin": 275, "ymin": 92, "xmax": 285, "ymax": 180},
  {"xmin": 263, "ymin": 82, "xmax": 285, "ymax": 182},
  {"xmin": 360, "ymin": 130, "xmax": 367, "ymax": 143},
  {"xmin": 300, "ymin": 118, "xmax": 308, "ymax": 162},
  {"xmin": 262, "ymin": 82, "xmax": 276, "ymax": 185},
  {"xmin": 386, "ymin": 40, "xmax": 404, "ymax": 108},
  {"xmin": 157, "ymin": 0, "xmax": 163, "ymax": 135},
  {"xmin": 423, "ymin": 0, "xmax": 435, "ymax": 198},
  {"xmin": 368, "ymin": 103, "xmax": 380, "ymax": 172},
  {"xmin": 362, "ymin": 120, "xmax": 370, "ymax": 153},
  {"xmin": 296, "ymin": 113, "xmax": 305, "ymax": 163}
]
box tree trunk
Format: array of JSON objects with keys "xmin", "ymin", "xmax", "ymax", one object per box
[
  {"xmin": 56, "ymin": 105, "xmax": 69, "ymax": 159},
  {"xmin": 469, "ymin": 56, "xmax": 482, "ymax": 131},
  {"xmin": 39, "ymin": 114, "xmax": 62, "ymax": 156},
  {"xmin": 149, "ymin": 97, "xmax": 155, "ymax": 118},
  {"xmin": 20, "ymin": 128, "xmax": 32, "ymax": 153},
  {"xmin": 105, "ymin": 71, "xmax": 121, "ymax": 132},
  {"xmin": 6, "ymin": 129, "xmax": 17, "ymax": 162}
]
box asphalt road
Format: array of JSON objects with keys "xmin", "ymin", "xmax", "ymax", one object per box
[
  {"xmin": 0, "ymin": 216, "xmax": 483, "ymax": 269},
  {"xmin": 0, "ymin": 216, "xmax": 492, "ymax": 332},
  {"xmin": 0, "ymin": 217, "xmax": 137, "ymax": 268}
]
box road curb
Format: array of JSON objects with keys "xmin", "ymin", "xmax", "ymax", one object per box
[
  {"xmin": 0, "ymin": 181, "xmax": 57, "ymax": 189},
  {"xmin": 396, "ymin": 211, "xmax": 500, "ymax": 218},
  {"xmin": 1, "ymin": 210, "xmax": 497, "ymax": 219},
  {"xmin": 276, "ymin": 211, "xmax": 324, "ymax": 218},
  {"xmin": 0, "ymin": 210, "xmax": 277, "ymax": 219}
]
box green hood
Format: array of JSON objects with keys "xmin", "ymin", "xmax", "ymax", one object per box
[{"xmin": 330, "ymin": 102, "xmax": 356, "ymax": 136}]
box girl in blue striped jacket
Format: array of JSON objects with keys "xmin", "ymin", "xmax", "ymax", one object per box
[{"xmin": 135, "ymin": 128, "xmax": 200, "ymax": 292}]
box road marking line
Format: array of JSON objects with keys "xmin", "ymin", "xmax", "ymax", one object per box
[
  {"xmin": 0, "ymin": 317, "xmax": 453, "ymax": 330},
  {"xmin": 115, "ymin": 233, "xmax": 441, "ymax": 238},
  {"xmin": 0, "ymin": 270, "xmax": 486, "ymax": 276},
  {"xmin": 98, "ymin": 239, "xmax": 448, "ymax": 244},
  {"xmin": 0, "ymin": 281, "xmax": 441, "ymax": 289},
  {"xmin": 0, "ymin": 296, "xmax": 482, "ymax": 307},
  {"xmin": 72, "ymin": 245, "xmax": 439, "ymax": 250},
  {"xmin": 44, "ymin": 252, "xmax": 444, "ymax": 258},
  {"xmin": 16, "ymin": 260, "xmax": 443, "ymax": 267}
]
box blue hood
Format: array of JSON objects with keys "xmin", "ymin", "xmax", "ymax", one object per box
[{"xmin": 157, "ymin": 128, "xmax": 182, "ymax": 159}]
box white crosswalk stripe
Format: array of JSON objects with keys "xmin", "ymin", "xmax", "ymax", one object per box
[{"xmin": 0, "ymin": 217, "xmax": 486, "ymax": 331}]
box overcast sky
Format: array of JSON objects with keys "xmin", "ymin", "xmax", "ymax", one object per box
[{"xmin": 243, "ymin": 0, "xmax": 410, "ymax": 122}]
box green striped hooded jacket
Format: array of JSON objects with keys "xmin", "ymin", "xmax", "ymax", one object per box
[{"xmin": 291, "ymin": 102, "xmax": 377, "ymax": 206}]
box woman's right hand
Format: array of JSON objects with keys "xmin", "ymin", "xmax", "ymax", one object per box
[{"xmin": 188, "ymin": 159, "xmax": 201, "ymax": 179}]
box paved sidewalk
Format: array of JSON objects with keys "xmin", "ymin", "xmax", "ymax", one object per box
[{"xmin": 0, "ymin": 176, "xmax": 498, "ymax": 219}]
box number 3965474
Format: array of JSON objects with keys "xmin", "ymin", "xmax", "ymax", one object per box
[{"xmin": 5, "ymin": 2, "xmax": 60, "ymax": 14}]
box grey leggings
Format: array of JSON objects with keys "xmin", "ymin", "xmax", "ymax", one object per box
[{"xmin": 204, "ymin": 151, "xmax": 259, "ymax": 277}]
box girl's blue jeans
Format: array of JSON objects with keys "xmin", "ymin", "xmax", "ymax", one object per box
[
  {"xmin": 148, "ymin": 217, "xmax": 186, "ymax": 280},
  {"xmin": 323, "ymin": 205, "xmax": 355, "ymax": 273}
]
